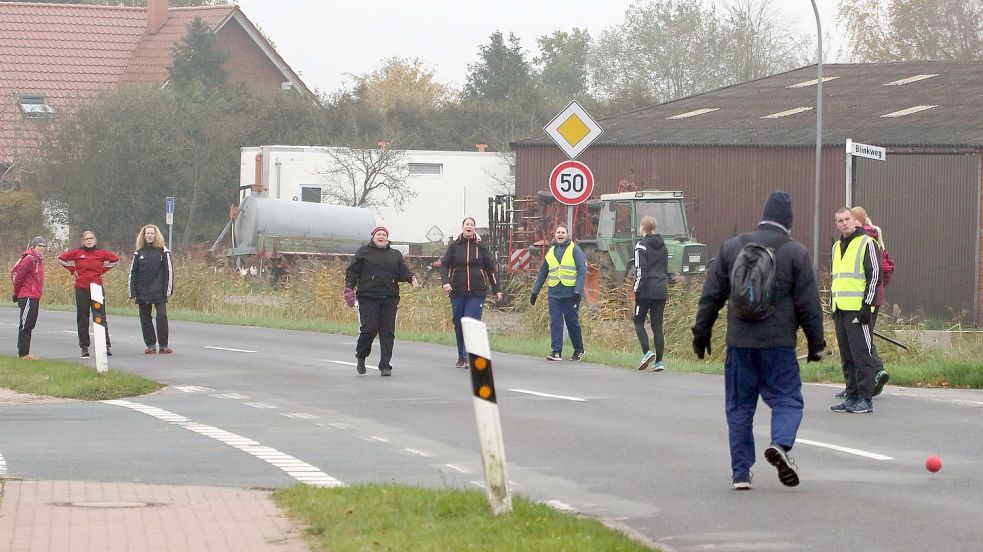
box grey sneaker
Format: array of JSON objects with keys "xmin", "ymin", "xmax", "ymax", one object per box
[
  {"xmin": 835, "ymin": 389, "xmax": 848, "ymax": 399},
  {"xmin": 732, "ymin": 473, "xmax": 752, "ymax": 490},
  {"xmin": 80, "ymin": 347, "xmax": 90, "ymax": 358},
  {"xmin": 872, "ymin": 370, "xmax": 890, "ymax": 397},
  {"xmin": 546, "ymin": 352, "xmax": 562, "ymax": 361},
  {"xmin": 380, "ymin": 367, "xmax": 392, "ymax": 377},
  {"xmin": 455, "ymin": 358, "xmax": 468, "ymax": 369},
  {"xmin": 570, "ymin": 351, "xmax": 585, "ymax": 362},
  {"xmin": 638, "ymin": 351, "xmax": 656, "ymax": 371},
  {"xmin": 846, "ymin": 398, "xmax": 873, "ymax": 413},
  {"xmin": 830, "ymin": 400, "xmax": 852, "ymax": 413},
  {"xmin": 356, "ymin": 357, "xmax": 366, "ymax": 375},
  {"xmin": 764, "ymin": 444, "xmax": 800, "ymax": 487}
]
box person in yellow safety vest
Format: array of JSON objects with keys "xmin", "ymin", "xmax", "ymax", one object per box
[
  {"xmin": 829, "ymin": 207, "xmax": 882, "ymax": 414},
  {"xmin": 529, "ymin": 224, "xmax": 587, "ymax": 361}
]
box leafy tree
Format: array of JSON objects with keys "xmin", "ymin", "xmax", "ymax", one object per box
[
  {"xmin": 0, "ymin": 191, "xmax": 44, "ymax": 252},
  {"xmin": 534, "ymin": 28, "xmax": 592, "ymax": 100},
  {"xmin": 463, "ymin": 31, "xmax": 535, "ymax": 103},
  {"xmin": 167, "ymin": 17, "xmax": 230, "ymax": 91},
  {"xmin": 837, "ymin": 0, "xmax": 983, "ymax": 61},
  {"xmin": 355, "ymin": 57, "xmax": 452, "ymax": 112}
]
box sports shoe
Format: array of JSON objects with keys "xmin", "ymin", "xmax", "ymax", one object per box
[
  {"xmin": 732, "ymin": 473, "xmax": 752, "ymax": 490},
  {"xmin": 546, "ymin": 352, "xmax": 562, "ymax": 361},
  {"xmin": 455, "ymin": 358, "xmax": 468, "ymax": 369},
  {"xmin": 356, "ymin": 357, "xmax": 366, "ymax": 375},
  {"xmin": 144, "ymin": 347, "xmax": 157, "ymax": 355},
  {"xmin": 20, "ymin": 354, "xmax": 40, "ymax": 360},
  {"xmin": 80, "ymin": 347, "xmax": 90, "ymax": 358},
  {"xmin": 764, "ymin": 444, "xmax": 799, "ymax": 487},
  {"xmin": 830, "ymin": 400, "xmax": 851, "ymax": 413},
  {"xmin": 638, "ymin": 351, "xmax": 656, "ymax": 371},
  {"xmin": 158, "ymin": 347, "xmax": 173, "ymax": 355},
  {"xmin": 872, "ymin": 370, "xmax": 890, "ymax": 397},
  {"xmin": 380, "ymin": 367, "xmax": 392, "ymax": 377},
  {"xmin": 834, "ymin": 389, "xmax": 848, "ymax": 399},
  {"xmin": 846, "ymin": 398, "xmax": 873, "ymax": 413},
  {"xmin": 570, "ymin": 351, "xmax": 585, "ymax": 362},
  {"xmin": 651, "ymin": 361, "xmax": 665, "ymax": 372}
]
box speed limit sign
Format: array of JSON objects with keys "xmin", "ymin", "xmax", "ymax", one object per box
[{"xmin": 548, "ymin": 160, "xmax": 594, "ymax": 206}]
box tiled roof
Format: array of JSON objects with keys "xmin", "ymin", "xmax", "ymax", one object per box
[
  {"xmin": 121, "ymin": 7, "xmax": 235, "ymax": 84},
  {"xmin": 515, "ymin": 61, "xmax": 983, "ymax": 149}
]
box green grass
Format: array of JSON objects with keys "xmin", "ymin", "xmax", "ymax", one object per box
[
  {"xmin": 273, "ymin": 484, "xmax": 656, "ymax": 552},
  {"xmin": 0, "ymin": 355, "xmax": 162, "ymax": 400}
]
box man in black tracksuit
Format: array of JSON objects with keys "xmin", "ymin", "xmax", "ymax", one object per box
[{"xmin": 344, "ymin": 226, "xmax": 418, "ymax": 376}]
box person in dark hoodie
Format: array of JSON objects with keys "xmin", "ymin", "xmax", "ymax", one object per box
[
  {"xmin": 58, "ymin": 230, "xmax": 120, "ymax": 358},
  {"xmin": 10, "ymin": 236, "xmax": 46, "ymax": 360},
  {"xmin": 440, "ymin": 217, "xmax": 503, "ymax": 368},
  {"xmin": 692, "ymin": 191, "xmax": 826, "ymax": 491},
  {"xmin": 530, "ymin": 224, "xmax": 587, "ymax": 361},
  {"xmin": 128, "ymin": 224, "xmax": 174, "ymax": 354},
  {"xmin": 633, "ymin": 216, "xmax": 669, "ymax": 371},
  {"xmin": 344, "ymin": 226, "xmax": 420, "ymax": 377}
]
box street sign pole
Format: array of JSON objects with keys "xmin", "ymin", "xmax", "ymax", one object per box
[
  {"xmin": 845, "ymin": 139, "xmax": 854, "ymax": 207},
  {"xmin": 165, "ymin": 196, "xmax": 175, "ymax": 250}
]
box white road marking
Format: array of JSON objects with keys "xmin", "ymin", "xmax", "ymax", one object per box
[
  {"xmin": 797, "ymin": 438, "xmax": 894, "ymax": 460},
  {"xmin": 402, "ymin": 448, "xmax": 431, "ymax": 458},
  {"xmin": 545, "ymin": 500, "xmax": 577, "ymax": 512},
  {"xmin": 443, "ymin": 464, "xmax": 468, "ymax": 473},
  {"xmin": 0, "ymin": 452, "xmax": 6, "ymax": 476},
  {"xmin": 175, "ymin": 385, "xmax": 215, "ymax": 393},
  {"xmin": 211, "ymin": 393, "xmax": 249, "ymax": 399},
  {"xmin": 364, "ymin": 436, "xmax": 389, "ymax": 443},
  {"xmin": 244, "ymin": 402, "xmax": 277, "ymax": 409},
  {"xmin": 204, "ymin": 346, "xmax": 257, "ymax": 353},
  {"xmin": 326, "ymin": 422, "xmax": 352, "ymax": 430},
  {"xmin": 102, "ymin": 400, "xmax": 344, "ymax": 487},
  {"xmin": 60, "ymin": 330, "xmax": 76, "ymax": 334},
  {"xmin": 327, "ymin": 360, "xmax": 358, "ymax": 367},
  {"xmin": 283, "ymin": 412, "xmax": 319, "ymax": 419},
  {"xmin": 510, "ymin": 388, "xmax": 587, "ymax": 402}
]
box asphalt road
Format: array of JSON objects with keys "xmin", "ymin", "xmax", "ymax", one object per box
[{"xmin": 2, "ymin": 306, "xmax": 982, "ymax": 552}]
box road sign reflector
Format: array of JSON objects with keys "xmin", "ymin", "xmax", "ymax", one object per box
[
  {"xmin": 475, "ymin": 357, "xmax": 488, "ymax": 370},
  {"xmin": 479, "ymin": 386, "xmax": 492, "ymax": 399}
]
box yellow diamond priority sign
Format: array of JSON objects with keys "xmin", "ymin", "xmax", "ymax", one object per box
[{"xmin": 544, "ymin": 100, "xmax": 603, "ymax": 159}]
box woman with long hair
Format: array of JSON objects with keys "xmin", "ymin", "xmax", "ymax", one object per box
[
  {"xmin": 128, "ymin": 224, "xmax": 173, "ymax": 354},
  {"xmin": 633, "ymin": 216, "xmax": 669, "ymax": 371}
]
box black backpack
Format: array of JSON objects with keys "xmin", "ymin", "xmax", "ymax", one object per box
[{"xmin": 729, "ymin": 238, "xmax": 788, "ymax": 322}]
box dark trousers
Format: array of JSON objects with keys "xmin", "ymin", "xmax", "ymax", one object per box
[
  {"xmin": 834, "ymin": 310, "xmax": 877, "ymax": 400},
  {"xmin": 634, "ymin": 298, "xmax": 666, "ymax": 361},
  {"xmin": 451, "ymin": 295, "xmax": 486, "ymax": 359},
  {"xmin": 16, "ymin": 298, "xmax": 39, "ymax": 357},
  {"xmin": 75, "ymin": 287, "xmax": 110, "ymax": 349},
  {"xmin": 724, "ymin": 346, "xmax": 803, "ymax": 479},
  {"xmin": 355, "ymin": 297, "xmax": 399, "ymax": 370},
  {"xmin": 139, "ymin": 303, "xmax": 168, "ymax": 348},
  {"xmin": 547, "ymin": 295, "xmax": 584, "ymax": 354}
]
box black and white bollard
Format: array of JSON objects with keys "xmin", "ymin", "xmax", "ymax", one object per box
[
  {"xmin": 89, "ymin": 283, "xmax": 109, "ymax": 373},
  {"xmin": 461, "ymin": 317, "xmax": 512, "ymax": 515}
]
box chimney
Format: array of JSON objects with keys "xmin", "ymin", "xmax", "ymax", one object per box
[
  {"xmin": 475, "ymin": 144, "xmax": 488, "ymax": 152},
  {"xmin": 377, "ymin": 140, "xmax": 390, "ymax": 150},
  {"xmin": 147, "ymin": 0, "xmax": 168, "ymax": 35}
]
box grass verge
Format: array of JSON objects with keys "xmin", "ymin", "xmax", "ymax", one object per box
[
  {"xmin": 273, "ymin": 484, "xmax": 656, "ymax": 552},
  {"xmin": 0, "ymin": 355, "xmax": 162, "ymax": 400}
]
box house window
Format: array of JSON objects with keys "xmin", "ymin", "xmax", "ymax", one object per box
[
  {"xmin": 300, "ymin": 186, "xmax": 321, "ymax": 203},
  {"xmin": 17, "ymin": 93, "xmax": 55, "ymax": 119},
  {"xmin": 408, "ymin": 163, "xmax": 442, "ymax": 176}
]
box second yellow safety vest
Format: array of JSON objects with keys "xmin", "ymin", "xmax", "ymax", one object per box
[{"xmin": 545, "ymin": 243, "xmax": 577, "ymax": 287}]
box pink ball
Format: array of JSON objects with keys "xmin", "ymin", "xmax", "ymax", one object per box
[{"xmin": 925, "ymin": 455, "xmax": 942, "ymax": 473}]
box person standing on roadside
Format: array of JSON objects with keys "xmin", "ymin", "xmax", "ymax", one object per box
[
  {"xmin": 128, "ymin": 224, "xmax": 173, "ymax": 354},
  {"xmin": 344, "ymin": 226, "xmax": 420, "ymax": 377},
  {"xmin": 633, "ymin": 216, "xmax": 669, "ymax": 371},
  {"xmin": 10, "ymin": 236, "xmax": 46, "ymax": 360},
  {"xmin": 440, "ymin": 217, "xmax": 503, "ymax": 368},
  {"xmin": 692, "ymin": 191, "xmax": 826, "ymax": 490},
  {"xmin": 58, "ymin": 231, "xmax": 119, "ymax": 358},
  {"xmin": 847, "ymin": 206, "xmax": 893, "ymax": 398},
  {"xmin": 530, "ymin": 224, "xmax": 587, "ymax": 361},
  {"xmin": 829, "ymin": 207, "xmax": 881, "ymax": 414}
]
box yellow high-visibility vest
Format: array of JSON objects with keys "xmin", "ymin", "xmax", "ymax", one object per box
[
  {"xmin": 830, "ymin": 234, "xmax": 872, "ymax": 311},
  {"xmin": 545, "ymin": 243, "xmax": 577, "ymax": 287}
]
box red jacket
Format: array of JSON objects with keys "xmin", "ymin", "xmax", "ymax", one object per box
[
  {"xmin": 58, "ymin": 247, "xmax": 120, "ymax": 289},
  {"xmin": 10, "ymin": 248, "xmax": 45, "ymax": 300}
]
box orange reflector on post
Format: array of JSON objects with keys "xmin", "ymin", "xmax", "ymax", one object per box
[
  {"xmin": 479, "ymin": 386, "xmax": 492, "ymax": 399},
  {"xmin": 475, "ymin": 357, "xmax": 488, "ymax": 370},
  {"xmin": 94, "ymin": 317, "xmax": 102, "ymax": 324},
  {"xmin": 93, "ymin": 302, "xmax": 102, "ymax": 309}
]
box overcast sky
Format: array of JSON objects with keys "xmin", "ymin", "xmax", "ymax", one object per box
[{"xmin": 232, "ymin": 0, "xmax": 846, "ymax": 95}]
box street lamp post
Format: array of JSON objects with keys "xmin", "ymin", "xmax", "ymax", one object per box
[{"xmin": 810, "ymin": 0, "xmax": 823, "ymax": 273}]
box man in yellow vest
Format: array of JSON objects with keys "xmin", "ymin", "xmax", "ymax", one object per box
[
  {"xmin": 530, "ymin": 224, "xmax": 587, "ymax": 361},
  {"xmin": 830, "ymin": 207, "xmax": 882, "ymax": 414}
]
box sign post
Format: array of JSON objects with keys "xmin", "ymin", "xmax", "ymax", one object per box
[
  {"xmin": 544, "ymin": 101, "xmax": 603, "ymax": 231},
  {"xmin": 90, "ymin": 283, "xmax": 109, "ymax": 373},
  {"xmin": 844, "ymin": 140, "xmax": 886, "ymax": 207},
  {"xmin": 165, "ymin": 196, "xmax": 175, "ymax": 250}
]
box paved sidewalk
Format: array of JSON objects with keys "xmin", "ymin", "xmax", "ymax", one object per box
[{"xmin": 0, "ymin": 480, "xmax": 310, "ymax": 552}]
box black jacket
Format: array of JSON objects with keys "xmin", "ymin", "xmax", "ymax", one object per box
[
  {"xmin": 128, "ymin": 246, "xmax": 173, "ymax": 304},
  {"xmin": 633, "ymin": 233, "xmax": 669, "ymax": 300},
  {"xmin": 439, "ymin": 236, "xmax": 500, "ymax": 298},
  {"xmin": 694, "ymin": 222, "xmax": 825, "ymax": 350},
  {"xmin": 345, "ymin": 241, "xmax": 415, "ymax": 300}
]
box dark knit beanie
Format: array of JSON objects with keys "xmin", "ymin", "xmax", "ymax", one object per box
[{"xmin": 761, "ymin": 191, "xmax": 793, "ymax": 230}]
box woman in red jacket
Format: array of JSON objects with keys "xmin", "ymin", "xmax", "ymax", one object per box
[
  {"xmin": 10, "ymin": 236, "xmax": 46, "ymax": 359},
  {"xmin": 58, "ymin": 231, "xmax": 119, "ymax": 357}
]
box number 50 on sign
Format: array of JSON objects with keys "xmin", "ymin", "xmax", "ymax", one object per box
[{"xmin": 549, "ymin": 160, "xmax": 594, "ymax": 206}]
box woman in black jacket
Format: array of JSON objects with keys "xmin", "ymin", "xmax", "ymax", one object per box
[
  {"xmin": 633, "ymin": 216, "xmax": 669, "ymax": 371},
  {"xmin": 128, "ymin": 224, "xmax": 174, "ymax": 354},
  {"xmin": 439, "ymin": 217, "xmax": 502, "ymax": 368},
  {"xmin": 344, "ymin": 226, "xmax": 419, "ymax": 377}
]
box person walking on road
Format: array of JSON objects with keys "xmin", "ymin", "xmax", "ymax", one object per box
[
  {"xmin": 530, "ymin": 224, "xmax": 587, "ymax": 361},
  {"xmin": 344, "ymin": 226, "xmax": 420, "ymax": 377},
  {"xmin": 10, "ymin": 236, "xmax": 46, "ymax": 360},
  {"xmin": 58, "ymin": 231, "xmax": 119, "ymax": 358},
  {"xmin": 440, "ymin": 217, "xmax": 503, "ymax": 368},
  {"xmin": 128, "ymin": 224, "xmax": 173, "ymax": 354},
  {"xmin": 633, "ymin": 216, "xmax": 670, "ymax": 371},
  {"xmin": 692, "ymin": 191, "xmax": 826, "ymax": 490},
  {"xmin": 829, "ymin": 207, "xmax": 882, "ymax": 414}
]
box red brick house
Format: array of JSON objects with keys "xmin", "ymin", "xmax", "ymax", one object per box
[{"xmin": 0, "ymin": 0, "xmax": 314, "ymax": 166}]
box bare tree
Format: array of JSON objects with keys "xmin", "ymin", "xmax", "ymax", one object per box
[
  {"xmin": 838, "ymin": 0, "xmax": 983, "ymax": 61},
  {"xmin": 319, "ymin": 145, "xmax": 415, "ymax": 211}
]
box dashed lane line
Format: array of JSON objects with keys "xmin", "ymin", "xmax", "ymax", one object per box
[
  {"xmin": 510, "ymin": 388, "xmax": 587, "ymax": 402},
  {"xmin": 797, "ymin": 438, "xmax": 894, "ymax": 460},
  {"xmin": 0, "ymin": 452, "xmax": 6, "ymax": 476},
  {"xmin": 102, "ymin": 399, "xmax": 344, "ymax": 487},
  {"xmin": 204, "ymin": 346, "xmax": 257, "ymax": 353}
]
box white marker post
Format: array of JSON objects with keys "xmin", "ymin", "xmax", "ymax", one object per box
[
  {"xmin": 461, "ymin": 317, "xmax": 512, "ymax": 515},
  {"xmin": 89, "ymin": 282, "xmax": 109, "ymax": 373}
]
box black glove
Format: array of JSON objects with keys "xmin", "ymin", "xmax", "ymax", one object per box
[
  {"xmin": 691, "ymin": 327, "xmax": 712, "ymax": 359},
  {"xmin": 530, "ymin": 293, "xmax": 538, "ymax": 306},
  {"xmin": 11, "ymin": 294, "xmax": 17, "ymax": 303},
  {"xmin": 807, "ymin": 341, "xmax": 828, "ymax": 362},
  {"xmin": 857, "ymin": 303, "xmax": 872, "ymax": 324},
  {"xmin": 572, "ymin": 293, "xmax": 580, "ymax": 304}
]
